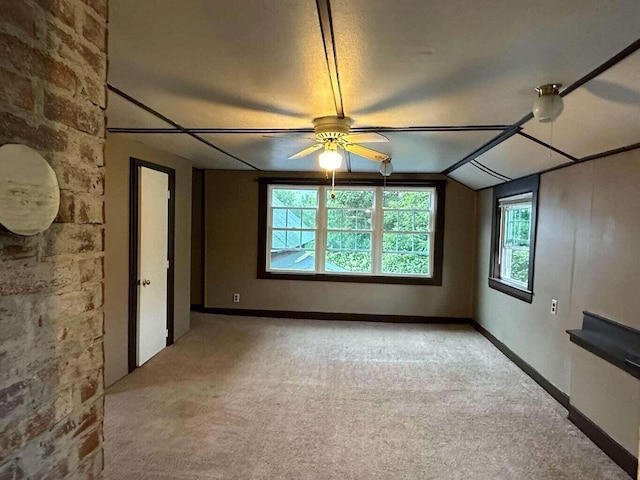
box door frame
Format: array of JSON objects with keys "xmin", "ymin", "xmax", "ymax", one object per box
[{"xmin": 128, "ymin": 157, "xmax": 176, "ymax": 373}]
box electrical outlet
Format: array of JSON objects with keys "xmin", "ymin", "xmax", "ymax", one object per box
[
  {"xmin": 233, "ymin": 293, "xmax": 240, "ymax": 303},
  {"xmin": 551, "ymin": 299, "xmax": 558, "ymax": 316}
]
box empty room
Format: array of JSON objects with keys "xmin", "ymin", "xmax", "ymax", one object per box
[{"xmin": 1, "ymin": 0, "xmax": 639, "ymax": 479}]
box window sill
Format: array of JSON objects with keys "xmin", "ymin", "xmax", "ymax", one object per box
[
  {"xmin": 488, "ymin": 277, "xmax": 533, "ymax": 303},
  {"xmin": 259, "ymin": 271, "xmax": 442, "ymax": 286}
]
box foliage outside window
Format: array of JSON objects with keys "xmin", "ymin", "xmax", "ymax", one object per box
[
  {"xmin": 259, "ymin": 181, "xmax": 445, "ymax": 285},
  {"xmin": 489, "ymin": 176, "xmax": 539, "ymax": 303}
]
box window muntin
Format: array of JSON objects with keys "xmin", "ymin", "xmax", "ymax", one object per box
[
  {"xmin": 498, "ymin": 193, "xmax": 532, "ymax": 288},
  {"xmin": 266, "ymin": 185, "xmax": 436, "ymax": 278}
]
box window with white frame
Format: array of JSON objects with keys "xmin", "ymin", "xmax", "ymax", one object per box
[
  {"xmin": 263, "ymin": 183, "xmax": 441, "ymax": 283},
  {"xmin": 489, "ymin": 175, "xmax": 538, "ymax": 303},
  {"xmin": 497, "ymin": 193, "xmax": 532, "ymax": 288}
]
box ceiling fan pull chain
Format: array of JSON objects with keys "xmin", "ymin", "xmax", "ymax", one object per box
[
  {"xmin": 331, "ymin": 170, "xmax": 336, "ymax": 199},
  {"xmin": 549, "ymin": 122, "xmax": 554, "ymax": 159}
]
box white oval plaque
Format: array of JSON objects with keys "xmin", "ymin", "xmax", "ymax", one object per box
[{"xmin": 0, "ymin": 144, "xmax": 60, "ymax": 236}]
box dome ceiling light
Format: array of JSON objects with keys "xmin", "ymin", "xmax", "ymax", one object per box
[{"xmin": 533, "ymin": 83, "xmax": 564, "ymax": 123}]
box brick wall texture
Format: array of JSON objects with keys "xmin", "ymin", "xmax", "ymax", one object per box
[{"xmin": 0, "ymin": 0, "xmax": 107, "ymax": 478}]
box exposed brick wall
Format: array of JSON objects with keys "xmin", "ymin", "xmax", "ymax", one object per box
[{"xmin": 0, "ymin": 0, "xmax": 107, "ymax": 478}]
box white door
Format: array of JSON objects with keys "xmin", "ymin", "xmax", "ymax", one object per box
[{"xmin": 137, "ymin": 166, "xmax": 169, "ymax": 366}]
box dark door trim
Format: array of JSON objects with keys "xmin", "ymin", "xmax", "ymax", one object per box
[{"xmin": 128, "ymin": 158, "xmax": 176, "ymax": 373}]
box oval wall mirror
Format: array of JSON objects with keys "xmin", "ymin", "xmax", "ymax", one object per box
[{"xmin": 0, "ymin": 144, "xmax": 60, "ymax": 236}]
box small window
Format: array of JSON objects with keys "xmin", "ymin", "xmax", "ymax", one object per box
[
  {"xmin": 258, "ymin": 179, "xmax": 446, "ymax": 285},
  {"xmin": 489, "ymin": 176, "xmax": 539, "ymax": 302}
]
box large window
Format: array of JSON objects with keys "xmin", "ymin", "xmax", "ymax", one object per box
[
  {"xmin": 259, "ymin": 180, "xmax": 445, "ymax": 285},
  {"xmin": 489, "ymin": 175, "xmax": 539, "ymax": 302}
]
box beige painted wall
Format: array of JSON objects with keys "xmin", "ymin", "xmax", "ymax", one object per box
[
  {"xmin": 474, "ymin": 149, "xmax": 640, "ymax": 455},
  {"xmin": 191, "ymin": 169, "xmax": 204, "ymax": 306},
  {"xmin": 204, "ymin": 171, "xmax": 476, "ymax": 317},
  {"xmin": 104, "ymin": 135, "xmax": 192, "ymax": 387}
]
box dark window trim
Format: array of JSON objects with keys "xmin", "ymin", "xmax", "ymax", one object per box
[
  {"xmin": 257, "ymin": 178, "xmax": 446, "ymax": 286},
  {"xmin": 489, "ymin": 174, "xmax": 539, "ymax": 303}
]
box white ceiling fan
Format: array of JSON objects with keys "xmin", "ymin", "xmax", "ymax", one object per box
[{"xmin": 288, "ymin": 116, "xmax": 390, "ymax": 171}]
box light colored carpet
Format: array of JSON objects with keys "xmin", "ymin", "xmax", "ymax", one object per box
[{"xmin": 104, "ymin": 313, "xmax": 629, "ymax": 479}]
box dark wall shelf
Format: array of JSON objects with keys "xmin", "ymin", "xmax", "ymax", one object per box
[{"xmin": 567, "ymin": 311, "xmax": 640, "ymax": 380}]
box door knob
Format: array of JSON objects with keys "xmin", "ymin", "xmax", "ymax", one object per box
[{"xmin": 142, "ymin": 279, "xmax": 151, "ymax": 286}]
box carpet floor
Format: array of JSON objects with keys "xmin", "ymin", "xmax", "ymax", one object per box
[{"xmin": 103, "ymin": 313, "xmax": 629, "ymax": 479}]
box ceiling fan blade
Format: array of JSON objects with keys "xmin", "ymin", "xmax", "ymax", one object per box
[
  {"xmin": 342, "ymin": 143, "xmax": 390, "ymax": 162},
  {"xmin": 288, "ymin": 143, "xmax": 323, "ymax": 159},
  {"xmin": 342, "ymin": 132, "xmax": 389, "ymax": 143},
  {"xmin": 262, "ymin": 133, "xmax": 315, "ymax": 140}
]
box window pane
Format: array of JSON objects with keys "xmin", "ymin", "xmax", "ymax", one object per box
[
  {"xmin": 328, "ymin": 209, "xmax": 372, "ymax": 230},
  {"xmin": 325, "ymin": 251, "xmax": 372, "ymax": 273},
  {"xmin": 503, "ymin": 206, "xmax": 531, "ymax": 247},
  {"xmin": 384, "ymin": 210, "xmax": 430, "ymax": 232},
  {"xmin": 327, "ymin": 189, "xmax": 374, "ymax": 208},
  {"xmin": 501, "ymin": 248, "xmax": 529, "ymax": 285},
  {"xmin": 382, "ymin": 253, "xmax": 429, "ymax": 275},
  {"xmin": 383, "ymin": 233, "xmax": 429, "ymax": 254},
  {"xmin": 414, "ymin": 211, "xmax": 430, "ymax": 231},
  {"xmin": 383, "ymin": 190, "xmax": 431, "ymax": 209},
  {"xmin": 327, "ymin": 232, "xmax": 371, "ymax": 251},
  {"xmin": 383, "ymin": 211, "xmax": 399, "ymax": 231},
  {"xmin": 301, "ymin": 209, "xmax": 317, "ymax": 228},
  {"xmin": 398, "ymin": 211, "xmax": 414, "ymax": 231},
  {"xmin": 286, "ymin": 209, "xmax": 302, "ymax": 228},
  {"xmin": 270, "ymin": 231, "xmax": 315, "ymax": 271},
  {"xmin": 272, "ymin": 230, "xmax": 315, "ymax": 250},
  {"xmin": 272, "ymin": 188, "xmax": 318, "ymax": 208},
  {"xmin": 270, "ymin": 250, "xmax": 316, "ymax": 271}
]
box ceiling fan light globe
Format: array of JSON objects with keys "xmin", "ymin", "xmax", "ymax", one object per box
[
  {"xmin": 533, "ymin": 93, "xmax": 564, "ymax": 123},
  {"xmin": 379, "ymin": 160, "xmax": 393, "ymax": 177},
  {"xmin": 319, "ymin": 150, "xmax": 342, "ymax": 170}
]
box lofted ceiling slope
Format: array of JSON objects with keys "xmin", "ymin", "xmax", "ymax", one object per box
[{"xmin": 107, "ymin": 0, "xmax": 640, "ymax": 188}]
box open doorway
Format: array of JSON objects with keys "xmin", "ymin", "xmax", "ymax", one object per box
[{"xmin": 128, "ymin": 158, "xmax": 176, "ymax": 371}]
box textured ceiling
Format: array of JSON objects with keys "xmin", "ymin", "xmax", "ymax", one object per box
[{"xmin": 107, "ymin": 0, "xmax": 640, "ymax": 186}]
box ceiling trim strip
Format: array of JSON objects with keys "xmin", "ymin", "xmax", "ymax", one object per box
[
  {"xmin": 106, "ymin": 125, "xmax": 512, "ymax": 134},
  {"xmin": 579, "ymin": 142, "xmax": 640, "ymax": 163},
  {"xmin": 442, "ymin": 127, "xmax": 520, "ymax": 175},
  {"xmin": 560, "ymin": 37, "xmax": 640, "ymax": 98},
  {"xmin": 107, "ymin": 84, "xmax": 261, "ymax": 171},
  {"xmin": 517, "ymin": 132, "xmax": 578, "ymax": 162},
  {"xmin": 474, "ymin": 142, "xmax": 640, "ymax": 193},
  {"xmin": 470, "ymin": 160, "xmax": 511, "ymax": 182},
  {"xmin": 316, "ymin": 0, "xmax": 345, "ymax": 118},
  {"xmin": 442, "ymin": 37, "xmax": 640, "ymax": 176}
]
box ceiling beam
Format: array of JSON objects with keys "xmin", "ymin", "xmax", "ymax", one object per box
[
  {"xmin": 107, "ymin": 125, "xmax": 512, "ymax": 134},
  {"xmin": 316, "ymin": 0, "xmax": 345, "ymax": 118},
  {"xmin": 107, "ymin": 84, "xmax": 260, "ymax": 171}
]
